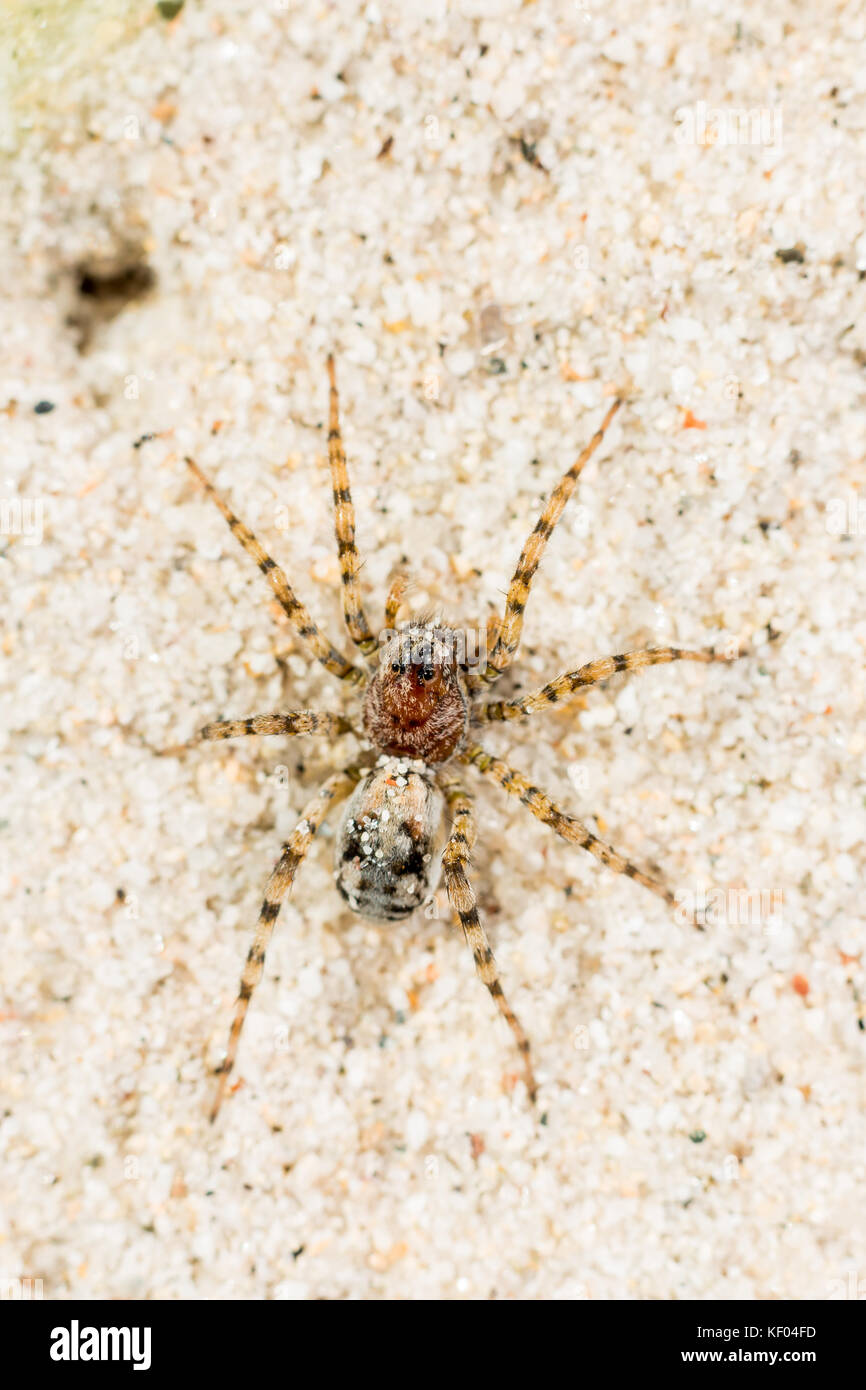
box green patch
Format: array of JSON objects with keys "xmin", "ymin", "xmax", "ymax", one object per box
[{"xmin": 156, "ymin": 0, "xmax": 184, "ymax": 18}]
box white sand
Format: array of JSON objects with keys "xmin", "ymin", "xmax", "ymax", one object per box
[{"xmin": 1, "ymin": 0, "xmax": 864, "ymax": 1300}]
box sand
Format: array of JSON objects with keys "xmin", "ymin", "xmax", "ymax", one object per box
[{"xmin": 1, "ymin": 0, "xmax": 864, "ymax": 1300}]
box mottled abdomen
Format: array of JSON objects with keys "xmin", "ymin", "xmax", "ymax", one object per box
[{"xmin": 335, "ymin": 757, "xmax": 444, "ymax": 921}]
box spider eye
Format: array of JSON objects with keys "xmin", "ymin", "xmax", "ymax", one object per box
[
  {"xmin": 391, "ymin": 661, "xmax": 403, "ymax": 674},
  {"xmin": 419, "ymin": 666, "xmax": 435, "ymax": 682}
]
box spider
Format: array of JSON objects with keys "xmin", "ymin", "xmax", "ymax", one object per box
[{"xmin": 171, "ymin": 355, "xmax": 737, "ymax": 1122}]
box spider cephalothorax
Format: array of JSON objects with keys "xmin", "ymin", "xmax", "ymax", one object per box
[
  {"xmin": 170, "ymin": 355, "xmax": 739, "ymax": 1122},
  {"xmin": 363, "ymin": 623, "xmax": 469, "ymax": 763}
]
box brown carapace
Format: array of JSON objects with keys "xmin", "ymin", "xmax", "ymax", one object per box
[
  {"xmin": 363, "ymin": 625, "xmax": 468, "ymax": 764},
  {"xmin": 166, "ymin": 354, "xmax": 741, "ymax": 1122}
]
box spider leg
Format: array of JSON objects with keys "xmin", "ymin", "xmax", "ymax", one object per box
[
  {"xmin": 209, "ymin": 764, "xmax": 362, "ymax": 1122},
  {"xmin": 438, "ymin": 777, "xmax": 537, "ymax": 1102},
  {"xmin": 155, "ymin": 709, "xmax": 356, "ymax": 756},
  {"xmin": 461, "ymin": 741, "xmax": 687, "ymax": 915},
  {"xmin": 185, "ymin": 457, "xmax": 365, "ymax": 687},
  {"xmin": 326, "ymin": 354, "xmax": 378, "ymax": 659},
  {"xmin": 382, "ymin": 562, "xmax": 411, "ymax": 633},
  {"xmin": 485, "ymin": 610, "xmax": 503, "ymax": 654},
  {"xmin": 468, "ymin": 396, "xmax": 622, "ymax": 691},
  {"xmin": 476, "ymin": 644, "xmax": 736, "ymax": 722}
]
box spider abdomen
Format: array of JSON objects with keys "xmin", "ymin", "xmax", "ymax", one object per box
[{"xmin": 335, "ymin": 757, "xmax": 444, "ymax": 921}]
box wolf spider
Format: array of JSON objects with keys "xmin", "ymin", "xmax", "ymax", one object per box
[{"xmin": 172, "ymin": 356, "xmax": 736, "ymax": 1121}]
